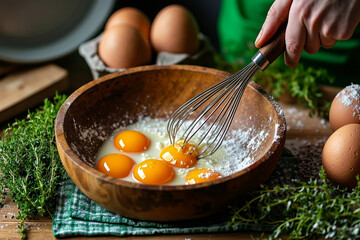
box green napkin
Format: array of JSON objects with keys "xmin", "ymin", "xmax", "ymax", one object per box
[{"xmin": 53, "ymin": 148, "xmax": 297, "ymax": 238}]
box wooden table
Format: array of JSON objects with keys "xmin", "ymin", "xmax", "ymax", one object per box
[{"xmin": 0, "ymin": 90, "xmax": 339, "ymax": 239}]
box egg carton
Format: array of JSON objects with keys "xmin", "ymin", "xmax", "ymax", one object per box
[{"xmin": 79, "ymin": 33, "xmax": 217, "ymax": 79}]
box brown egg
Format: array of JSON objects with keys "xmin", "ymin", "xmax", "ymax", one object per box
[
  {"xmin": 150, "ymin": 4, "xmax": 199, "ymax": 54},
  {"xmin": 322, "ymin": 123, "xmax": 360, "ymax": 189},
  {"xmin": 98, "ymin": 24, "xmax": 152, "ymax": 69},
  {"xmin": 105, "ymin": 7, "xmax": 150, "ymax": 40},
  {"xmin": 329, "ymin": 84, "xmax": 360, "ymax": 131}
]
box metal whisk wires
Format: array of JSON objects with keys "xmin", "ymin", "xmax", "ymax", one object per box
[
  {"xmin": 167, "ymin": 25, "xmax": 286, "ymax": 159},
  {"xmin": 167, "ymin": 62, "xmax": 260, "ymax": 159}
]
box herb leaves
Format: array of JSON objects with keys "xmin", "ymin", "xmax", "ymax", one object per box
[
  {"xmin": 230, "ymin": 169, "xmax": 360, "ymax": 239},
  {"xmin": 215, "ymin": 56, "xmax": 334, "ymax": 118},
  {"xmin": 253, "ymin": 61, "xmax": 334, "ymax": 118},
  {"xmin": 0, "ymin": 93, "xmax": 67, "ymax": 238}
]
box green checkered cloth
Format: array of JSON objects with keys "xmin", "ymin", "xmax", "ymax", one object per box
[{"xmin": 53, "ymin": 148, "xmax": 297, "ymax": 238}]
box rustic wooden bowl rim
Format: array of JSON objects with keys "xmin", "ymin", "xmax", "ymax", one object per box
[{"xmin": 55, "ymin": 64, "xmax": 286, "ymax": 191}]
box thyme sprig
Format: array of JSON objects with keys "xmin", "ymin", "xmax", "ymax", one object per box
[
  {"xmin": 0, "ymin": 93, "xmax": 67, "ymax": 238},
  {"xmin": 253, "ymin": 61, "xmax": 334, "ymax": 118},
  {"xmin": 230, "ymin": 169, "xmax": 360, "ymax": 239},
  {"xmin": 215, "ymin": 56, "xmax": 334, "ymax": 118}
]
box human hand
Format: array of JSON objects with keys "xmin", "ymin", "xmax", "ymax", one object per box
[{"xmin": 254, "ymin": 0, "xmax": 360, "ymax": 67}]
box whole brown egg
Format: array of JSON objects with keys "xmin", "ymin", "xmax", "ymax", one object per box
[
  {"xmin": 150, "ymin": 4, "xmax": 200, "ymax": 54},
  {"xmin": 98, "ymin": 24, "xmax": 152, "ymax": 69},
  {"xmin": 322, "ymin": 123, "xmax": 360, "ymax": 189},
  {"xmin": 329, "ymin": 84, "xmax": 360, "ymax": 132},
  {"xmin": 105, "ymin": 7, "xmax": 150, "ymax": 40}
]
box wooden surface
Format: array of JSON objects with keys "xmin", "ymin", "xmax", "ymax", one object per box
[
  {"xmin": 0, "ymin": 64, "xmax": 69, "ymax": 124},
  {"xmin": 0, "ymin": 92, "xmax": 338, "ymax": 239}
]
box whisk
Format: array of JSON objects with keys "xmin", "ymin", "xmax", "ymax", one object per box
[{"xmin": 167, "ymin": 26, "xmax": 286, "ymax": 159}]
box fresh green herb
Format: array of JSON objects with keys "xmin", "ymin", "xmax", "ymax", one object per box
[
  {"xmin": 253, "ymin": 61, "xmax": 334, "ymax": 118},
  {"xmin": 215, "ymin": 56, "xmax": 334, "ymax": 118},
  {"xmin": 230, "ymin": 169, "xmax": 360, "ymax": 239},
  {"xmin": 0, "ymin": 93, "xmax": 67, "ymax": 239}
]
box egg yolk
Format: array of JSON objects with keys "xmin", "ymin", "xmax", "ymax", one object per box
[
  {"xmin": 96, "ymin": 154, "xmax": 135, "ymax": 178},
  {"xmin": 133, "ymin": 159, "xmax": 175, "ymax": 185},
  {"xmin": 160, "ymin": 141, "xmax": 198, "ymax": 168},
  {"xmin": 185, "ymin": 168, "xmax": 222, "ymax": 185},
  {"xmin": 114, "ymin": 130, "xmax": 150, "ymax": 153}
]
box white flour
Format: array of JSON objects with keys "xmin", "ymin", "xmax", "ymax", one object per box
[{"xmin": 336, "ymin": 83, "xmax": 360, "ymax": 118}]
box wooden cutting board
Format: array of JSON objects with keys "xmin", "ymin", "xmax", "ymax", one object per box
[{"xmin": 0, "ymin": 64, "xmax": 68, "ymax": 123}]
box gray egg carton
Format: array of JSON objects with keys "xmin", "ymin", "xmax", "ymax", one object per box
[{"xmin": 79, "ymin": 33, "xmax": 217, "ymax": 79}]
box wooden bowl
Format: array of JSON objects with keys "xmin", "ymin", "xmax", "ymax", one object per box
[{"xmin": 55, "ymin": 65, "xmax": 286, "ymax": 221}]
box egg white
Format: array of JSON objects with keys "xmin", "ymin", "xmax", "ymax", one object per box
[{"xmin": 95, "ymin": 118, "xmax": 229, "ymax": 185}]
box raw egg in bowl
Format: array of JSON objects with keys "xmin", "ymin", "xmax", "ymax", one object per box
[{"xmin": 55, "ymin": 65, "xmax": 286, "ymax": 221}]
